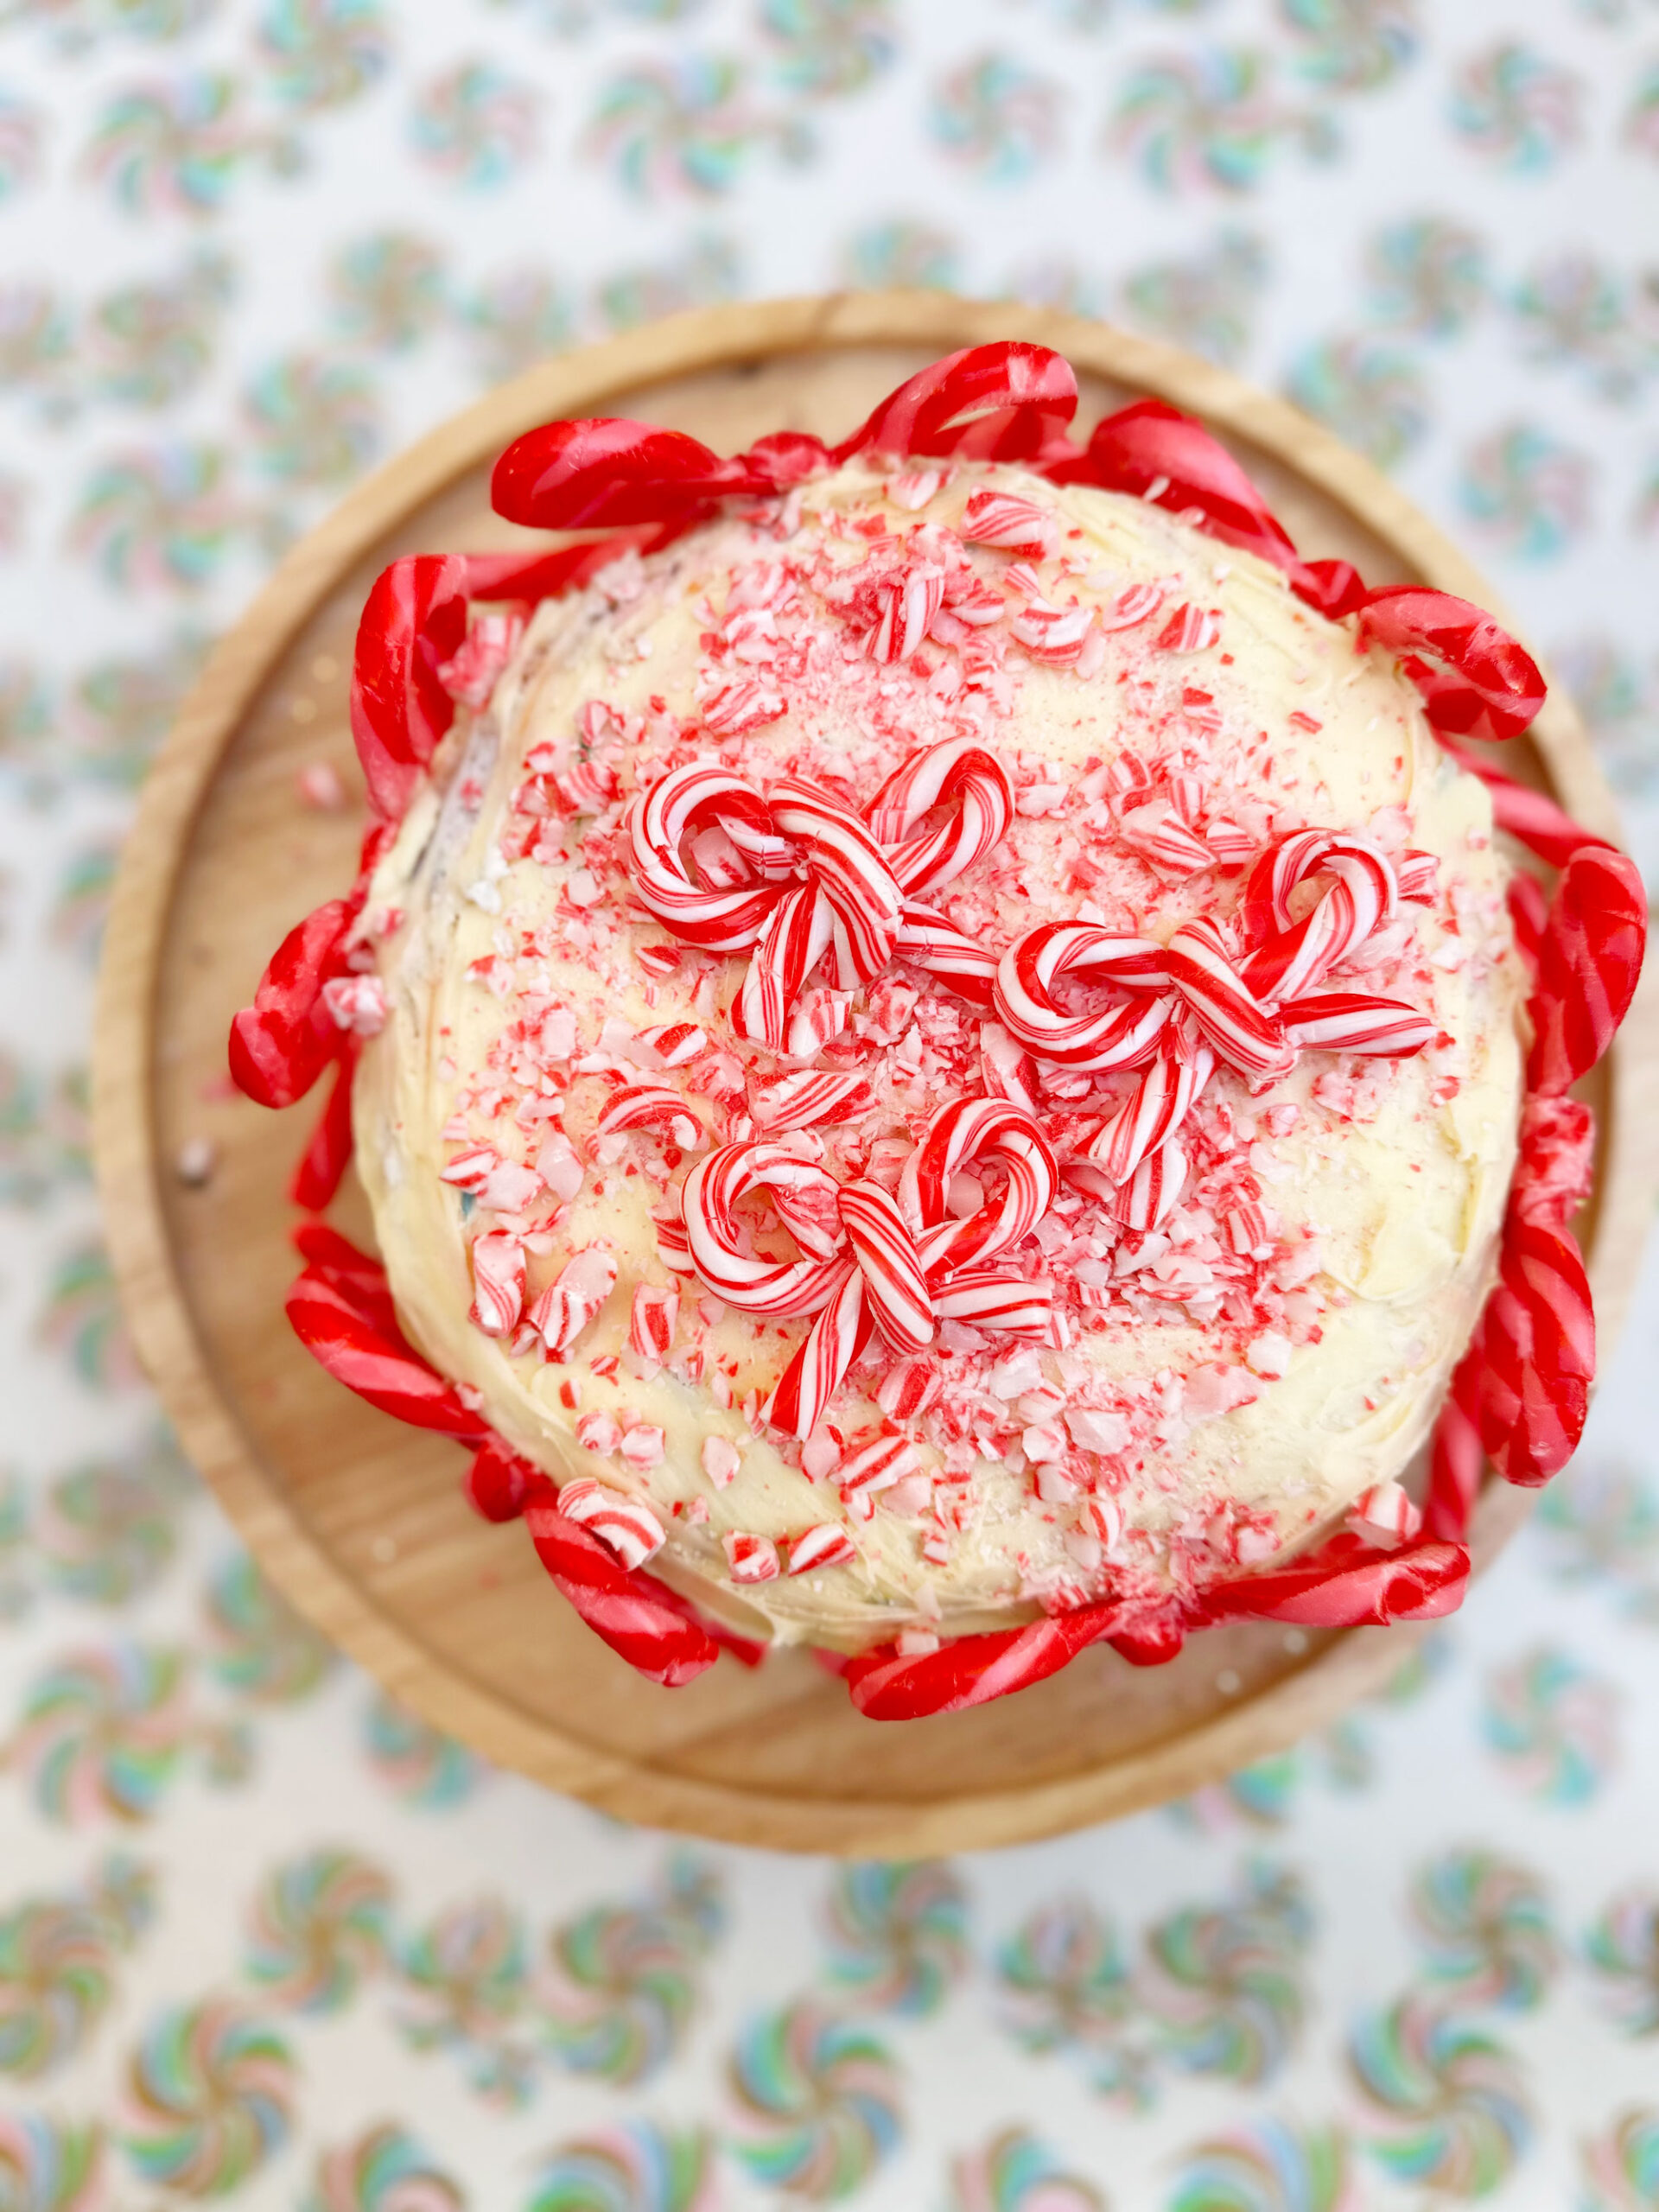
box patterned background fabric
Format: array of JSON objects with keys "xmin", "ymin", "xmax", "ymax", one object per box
[{"xmin": 1, "ymin": 1, "xmax": 1657, "ymax": 2203}]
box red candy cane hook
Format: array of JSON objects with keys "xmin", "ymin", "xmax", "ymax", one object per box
[
  {"xmin": 834, "ymin": 341, "xmax": 1079, "ymax": 465},
  {"xmin": 1357, "ymin": 587, "xmax": 1546, "ymax": 744},
  {"xmin": 1527, "ymin": 845, "xmax": 1647, "ymax": 1096}
]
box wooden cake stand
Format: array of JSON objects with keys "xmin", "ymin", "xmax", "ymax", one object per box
[{"xmin": 92, "ymin": 295, "xmax": 1657, "ymax": 1854}]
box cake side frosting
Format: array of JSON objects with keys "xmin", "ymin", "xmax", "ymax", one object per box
[{"xmin": 349, "ymin": 459, "xmax": 1525, "ymax": 1650}]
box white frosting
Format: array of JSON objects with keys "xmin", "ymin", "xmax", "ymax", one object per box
[{"xmin": 353, "ymin": 461, "xmax": 1525, "ymax": 1650}]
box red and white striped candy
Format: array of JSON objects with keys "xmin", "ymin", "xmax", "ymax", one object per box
[
  {"xmin": 1011, "ymin": 599, "xmax": 1094, "ymax": 664},
  {"xmin": 931, "ymin": 1268, "xmax": 1054, "ymax": 1337},
  {"xmin": 959, "ymin": 487, "xmax": 1056, "ymax": 556},
  {"xmin": 876, "ymin": 1355, "xmax": 943, "ymax": 1421},
  {"xmin": 864, "ymin": 737, "xmax": 1014, "ymax": 898},
  {"xmin": 838, "ymin": 1180, "xmax": 934, "ymax": 1351},
  {"xmin": 530, "ymin": 1247, "xmax": 618, "ymax": 1356},
  {"xmin": 627, "ymin": 762, "xmax": 791, "ymax": 950},
  {"xmin": 892, "ymin": 903, "xmax": 1000, "ymax": 1007},
  {"xmin": 750, "ymin": 1071, "xmax": 876, "ymax": 1130},
  {"xmin": 724, "ymin": 1531, "xmax": 779, "ymax": 1582},
  {"xmin": 629, "ymin": 1283, "xmax": 679, "ymax": 1361},
  {"xmin": 598, "ymin": 1085, "xmax": 706, "ymax": 1150},
  {"xmin": 866, "ymin": 566, "xmax": 946, "ymax": 663},
  {"xmin": 556, "ymin": 1476, "xmax": 664, "ymax": 1568},
  {"xmin": 979, "ymin": 1021, "xmax": 1040, "ymax": 1111},
  {"xmin": 1161, "ymin": 917, "xmax": 1293, "ymax": 1081},
  {"xmin": 1088, "ymin": 1031, "xmax": 1215, "ymax": 1184},
  {"xmin": 837, "ymin": 1433, "xmax": 919, "ymax": 1497},
  {"xmin": 788, "ymin": 1522, "xmax": 859, "ymax": 1574},
  {"xmin": 1395, "ymin": 850, "xmax": 1440, "ymax": 903},
  {"xmin": 681, "ymin": 1143, "xmax": 850, "ymax": 1315},
  {"xmin": 700, "ymin": 678, "xmax": 787, "ymax": 736},
  {"xmin": 469, "ymin": 1232, "xmax": 525, "ymax": 1338},
  {"xmin": 1241, "ymin": 831, "xmax": 1398, "ymax": 1001},
  {"xmin": 1098, "ymin": 582, "xmax": 1165, "ymax": 632},
  {"xmin": 900, "ymin": 1096, "xmax": 1059, "ymax": 1274},
  {"xmin": 994, "ymin": 923, "xmax": 1173, "ymax": 1070},
  {"xmin": 1347, "ymin": 1479, "xmax": 1423, "ymax": 1547},
  {"xmin": 634, "ymin": 1021, "xmax": 706, "ymax": 1067},
  {"xmin": 1279, "ymin": 992, "xmax": 1436, "ymax": 1057},
  {"xmin": 1155, "ymin": 602, "xmax": 1222, "ymax": 652},
  {"xmin": 652, "ymin": 1208, "xmax": 696, "ymax": 1274},
  {"xmin": 764, "ymin": 1263, "xmax": 870, "ymax": 1440},
  {"xmin": 1117, "ymin": 798, "xmax": 1215, "ymax": 878},
  {"xmin": 1111, "ymin": 1138, "xmax": 1188, "ymax": 1230}
]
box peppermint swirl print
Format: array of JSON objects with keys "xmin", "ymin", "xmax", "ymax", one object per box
[
  {"xmin": 539, "ymin": 1859, "xmax": 722, "ymax": 2085},
  {"xmin": 122, "ymin": 1996, "xmax": 295, "ymax": 2196},
  {"xmin": 526, "ymin": 2120, "xmax": 714, "ymax": 2212},
  {"xmin": 245, "ymin": 1849, "xmax": 393, "ymax": 2013},
  {"xmin": 303, "ymin": 2120, "xmax": 465, "ymax": 2212},
  {"xmin": 0, "ymin": 2113, "xmax": 102, "ymax": 2212},
  {"xmin": 1141, "ymin": 1866, "xmax": 1313, "ymax": 2086},
  {"xmin": 1409, "ymin": 1850, "xmax": 1559, "ymax": 2011},
  {"xmin": 408, "ymin": 63, "xmax": 541, "ymax": 191},
  {"xmin": 361, "ymin": 1693, "xmax": 480, "ymax": 1808},
  {"xmin": 823, "ymin": 1861, "xmax": 968, "ymax": 2018},
  {"xmin": 948, "ymin": 2126, "xmax": 1103, "ymax": 2212},
  {"xmin": 257, "ymin": 0, "xmax": 391, "ymax": 114},
  {"xmin": 929, "ymin": 54, "xmax": 1062, "ymax": 183},
  {"xmin": 1166, "ymin": 2120, "xmax": 1352, "ymax": 2212},
  {"xmin": 1580, "ymin": 2107, "xmax": 1659, "ymax": 2212},
  {"xmin": 35, "ymin": 1437, "xmax": 188, "ymax": 1604},
  {"xmin": 6, "ymin": 1643, "xmax": 194, "ymax": 1823},
  {"xmin": 1482, "ymin": 1646, "xmax": 1621, "ymax": 1802},
  {"xmin": 396, "ymin": 1898, "xmax": 532, "ymax": 2107},
  {"xmin": 997, "ymin": 1897, "xmax": 1147, "ymax": 2104},
  {"xmin": 0, "ymin": 1856, "xmax": 154, "ymax": 2076},
  {"xmin": 1450, "ymin": 41, "xmax": 1583, "ymax": 174},
  {"xmin": 728, "ymin": 2000, "xmax": 902, "ymax": 2201},
  {"xmin": 1349, "ymin": 1993, "xmax": 1530, "ymax": 2196},
  {"xmin": 1585, "ymin": 1889, "xmax": 1659, "ymax": 2036},
  {"xmin": 203, "ymin": 1552, "xmax": 334, "ymax": 1703}
]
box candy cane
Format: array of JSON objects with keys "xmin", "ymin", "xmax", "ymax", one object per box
[
  {"xmin": 899, "ymin": 1096, "xmax": 1059, "ymax": 1274},
  {"xmin": 1278, "ymin": 994, "xmax": 1437, "ymax": 1056},
  {"xmin": 864, "ymin": 737, "xmax": 1014, "ymax": 897},
  {"xmin": 994, "ymin": 924, "xmax": 1173, "ymax": 1070},
  {"xmin": 750, "ymin": 1071, "xmax": 876, "ymax": 1130},
  {"xmin": 681, "ymin": 1144, "xmax": 851, "ymax": 1314},
  {"xmin": 469, "ymin": 1231, "xmax": 525, "ymax": 1338},
  {"xmin": 628, "ymin": 1284, "xmax": 679, "ymax": 1361},
  {"xmin": 767, "ymin": 779, "xmax": 903, "ymax": 982},
  {"xmin": 556, "ymin": 1476, "xmax": 666, "ymax": 1569},
  {"xmin": 1240, "ymin": 832, "xmax": 1398, "ymax": 1000},
  {"xmin": 1160, "ymin": 918, "xmax": 1291, "ymax": 1081},
  {"xmin": 835, "ymin": 341, "xmax": 1078, "ymax": 464},
  {"xmin": 1113, "ymin": 1138, "xmax": 1188, "ymax": 1230},
  {"xmin": 523, "ymin": 1488, "xmax": 719, "ymax": 1687},
  {"xmin": 787, "ymin": 1523, "xmax": 859, "ymax": 1574},
  {"xmin": 1357, "ymin": 586, "xmax": 1545, "ymax": 744},
  {"xmin": 1087, "ymin": 1031, "xmax": 1214, "ymax": 1184},
  {"xmin": 530, "ymin": 1247, "xmax": 618, "ymax": 1357},
  {"xmin": 1528, "ymin": 846, "xmax": 1646, "ymax": 1096},
  {"xmin": 626, "ymin": 763, "xmax": 788, "ymax": 950}
]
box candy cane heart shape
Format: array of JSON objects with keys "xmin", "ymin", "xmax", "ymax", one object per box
[
  {"xmin": 626, "ymin": 761, "xmax": 795, "ymax": 952},
  {"xmin": 1357, "ymin": 586, "xmax": 1546, "ymax": 743},
  {"xmin": 995, "ymin": 923, "xmax": 1174, "ymax": 1071},
  {"xmin": 862, "ymin": 737, "xmax": 1014, "ymax": 899},
  {"xmin": 1240, "ymin": 831, "xmax": 1399, "ymax": 1001},
  {"xmin": 680, "ymin": 1143, "xmax": 851, "ymax": 1318},
  {"xmin": 900, "ymin": 1096, "xmax": 1059, "ymax": 1277}
]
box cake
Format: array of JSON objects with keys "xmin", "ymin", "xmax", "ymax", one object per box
[{"xmin": 233, "ymin": 343, "xmax": 1643, "ymax": 1715}]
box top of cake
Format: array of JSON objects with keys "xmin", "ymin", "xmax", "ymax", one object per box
[{"xmin": 348, "ymin": 453, "xmax": 1524, "ymax": 1652}]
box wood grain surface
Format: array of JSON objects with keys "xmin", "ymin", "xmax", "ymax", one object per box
[{"xmin": 91, "ymin": 292, "xmax": 1659, "ymax": 1854}]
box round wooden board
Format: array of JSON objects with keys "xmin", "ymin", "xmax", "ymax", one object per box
[{"xmin": 93, "ymin": 293, "xmax": 1659, "ymax": 1855}]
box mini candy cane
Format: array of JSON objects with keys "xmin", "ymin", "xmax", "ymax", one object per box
[
  {"xmin": 1112, "ymin": 1137, "xmax": 1188, "ymax": 1230},
  {"xmin": 899, "ymin": 1096, "xmax": 1058, "ymax": 1274},
  {"xmin": 1279, "ymin": 994, "xmax": 1437, "ymax": 1056},
  {"xmin": 994, "ymin": 924, "xmax": 1173, "ymax": 1070},
  {"xmin": 751, "ymin": 1071, "xmax": 876, "ymax": 1130},
  {"xmin": 1240, "ymin": 831, "xmax": 1398, "ymax": 1000},
  {"xmin": 863, "ymin": 737, "xmax": 1014, "ymax": 897},
  {"xmin": 286, "ymin": 1264, "xmax": 489, "ymax": 1442},
  {"xmin": 1193, "ymin": 1534, "xmax": 1469, "ymax": 1628},
  {"xmin": 556, "ymin": 1476, "xmax": 665, "ymax": 1569},
  {"xmin": 1087, "ymin": 1032, "xmax": 1214, "ymax": 1185},
  {"xmin": 1158, "ymin": 918, "xmax": 1291, "ymax": 1081}
]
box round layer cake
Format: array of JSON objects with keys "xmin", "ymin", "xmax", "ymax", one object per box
[{"xmin": 349, "ymin": 455, "xmax": 1524, "ymax": 1653}]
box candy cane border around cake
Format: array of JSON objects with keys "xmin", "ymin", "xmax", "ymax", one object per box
[{"xmin": 230, "ymin": 342, "xmax": 1648, "ymax": 1722}]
